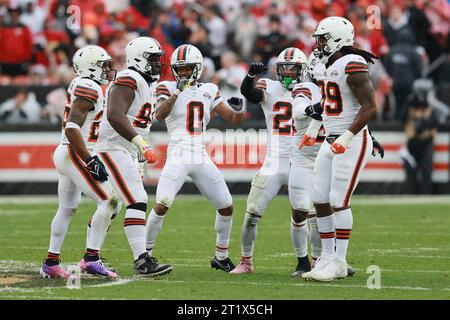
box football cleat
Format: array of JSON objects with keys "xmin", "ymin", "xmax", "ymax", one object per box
[
  {"xmin": 98, "ymin": 256, "xmax": 117, "ymax": 273},
  {"xmin": 334, "ymin": 257, "xmax": 348, "ymax": 279},
  {"xmin": 133, "ymin": 253, "xmax": 173, "ymax": 277},
  {"xmin": 210, "ymin": 256, "xmax": 235, "ymax": 273},
  {"xmin": 347, "ymin": 263, "xmax": 356, "ymax": 277},
  {"xmin": 291, "ymin": 256, "xmax": 312, "ymax": 277},
  {"xmin": 301, "ymin": 255, "xmax": 337, "ymax": 282},
  {"xmin": 230, "ymin": 258, "xmax": 254, "ymax": 274},
  {"xmin": 79, "ymin": 258, "xmax": 118, "ymax": 279},
  {"xmin": 40, "ymin": 261, "xmax": 74, "ymax": 280}
]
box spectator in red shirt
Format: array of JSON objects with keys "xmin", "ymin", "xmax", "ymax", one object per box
[{"xmin": 0, "ymin": 7, "xmax": 33, "ymax": 76}]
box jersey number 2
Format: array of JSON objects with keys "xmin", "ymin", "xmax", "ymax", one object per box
[{"xmin": 273, "ymin": 101, "xmax": 294, "ymax": 136}]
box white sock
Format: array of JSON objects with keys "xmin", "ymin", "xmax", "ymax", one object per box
[
  {"xmin": 215, "ymin": 211, "xmax": 232, "ymax": 260},
  {"xmin": 48, "ymin": 206, "xmax": 76, "ymax": 254},
  {"xmin": 335, "ymin": 208, "xmax": 353, "ymax": 261},
  {"xmin": 317, "ymin": 214, "xmax": 336, "ymax": 257},
  {"xmin": 124, "ymin": 208, "xmax": 147, "ymax": 260},
  {"xmin": 87, "ymin": 201, "xmax": 113, "ymax": 251},
  {"xmin": 241, "ymin": 212, "xmax": 260, "ymax": 258},
  {"xmin": 146, "ymin": 209, "xmax": 165, "ymax": 256},
  {"xmin": 86, "ymin": 201, "xmax": 120, "ymax": 253},
  {"xmin": 308, "ymin": 215, "xmax": 322, "ymax": 259},
  {"xmin": 290, "ymin": 218, "xmax": 309, "ymax": 258}
]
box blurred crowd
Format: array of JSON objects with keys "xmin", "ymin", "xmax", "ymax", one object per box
[{"xmin": 0, "ymin": 0, "xmax": 449, "ymax": 126}]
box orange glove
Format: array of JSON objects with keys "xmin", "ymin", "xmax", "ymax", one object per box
[
  {"xmin": 299, "ymin": 134, "xmax": 316, "ymax": 149},
  {"xmin": 299, "ymin": 119, "xmax": 322, "ymax": 149},
  {"xmin": 132, "ymin": 135, "xmax": 158, "ymax": 164},
  {"xmin": 330, "ymin": 130, "xmax": 354, "ymax": 154}
]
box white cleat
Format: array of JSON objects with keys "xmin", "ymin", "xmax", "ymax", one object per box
[
  {"xmin": 230, "ymin": 258, "xmax": 254, "ymax": 274},
  {"xmin": 301, "ymin": 255, "xmax": 337, "ymax": 282},
  {"xmin": 334, "ymin": 257, "xmax": 348, "ymax": 279}
]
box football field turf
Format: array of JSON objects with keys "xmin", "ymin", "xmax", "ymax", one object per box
[{"xmin": 0, "ymin": 195, "xmax": 449, "ymax": 300}]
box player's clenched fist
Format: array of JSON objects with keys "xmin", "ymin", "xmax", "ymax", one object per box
[
  {"xmin": 132, "ymin": 135, "xmax": 158, "ymax": 164},
  {"xmin": 85, "ymin": 156, "xmax": 109, "ymax": 182},
  {"xmin": 248, "ymin": 62, "xmax": 268, "ymax": 77},
  {"xmin": 227, "ymin": 97, "xmax": 244, "ymax": 113},
  {"xmin": 331, "ymin": 130, "xmax": 354, "ymax": 154}
]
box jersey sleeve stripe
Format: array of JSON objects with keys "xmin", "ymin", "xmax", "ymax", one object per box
[
  {"xmin": 345, "ymin": 65, "xmax": 369, "ymax": 70},
  {"xmin": 75, "ymin": 86, "xmax": 98, "ymax": 96},
  {"xmin": 214, "ymin": 91, "xmax": 221, "ymax": 101},
  {"xmin": 156, "ymin": 87, "xmax": 171, "ymax": 95},
  {"xmin": 115, "ymin": 77, "xmax": 138, "ymax": 90},
  {"xmin": 345, "ymin": 68, "xmax": 369, "ymax": 74},
  {"xmin": 74, "ymin": 89, "xmax": 98, "ymax": 101},
  {"xmin": 292, "ymin": 88, "xmax": 312, "ymax": 99},
  {"xmin": 256, "ymin": 80, "xmax": 267, "ymax": 89}
]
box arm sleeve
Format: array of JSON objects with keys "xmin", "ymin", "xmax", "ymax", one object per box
[
  {"xmin": 293, "ymin": 96, "xmax": 312, "ymax": 121},
  {"xmin": 240, "ymin": 75, "xmax": 265, "ymax": 104},
  {"xmin": 292, "ymin": 85, "xmax": 313, "ymax": 120}
]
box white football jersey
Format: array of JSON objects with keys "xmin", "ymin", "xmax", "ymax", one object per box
[
  {"xmin": 156, "ymin": 81, "xmax": 222, "ymax": 153},
  {"xmin": 61, "ymin": 77, "xmax": 104, "ymax": 150},
  {"xmin": 96, "ymin": 68, "xmax": 157, "ymax": 154},
  {"xmin": 290, "ymin": 81, "xmax": 325, "ymax": 163},
  {"xmin": 314, "ymin": 54, "xmax": 369, "ymax": 135},
  {"xmin": 256, "ymin": 78, "xmax": 295, "ymax": 158}
]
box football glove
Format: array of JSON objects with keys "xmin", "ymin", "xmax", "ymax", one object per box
[
  {"xmin": 299, "ymin": 119, "xmax": 322, "ymax": 149},
  {"xmin": 132, "ymin": 135, "xmax": 158, "ymax": 164},
  {"xmin": 85, "ymin": 156, "xmax": 109, "ymax": 182},
  {"xmin": 304, "ymin": 102, "xmax": 323, "ymax": 121},
  {"xmin": 227, "ymin": 97, "xmax": 245, "ymax": 113},
  {"xmin": 331, "ymin": 130, "xmax": 354, "ymax": 154},
  {"xmin": 248, "ymin": 62, "xmax": 268, "ymax": 77},
  {"xmin": 371, "ymin": 135, "xmax": 384, "ymax": 158},
  {"xmin": 176, "ymin": 78, "xmax": 190, "ymax": 91}
]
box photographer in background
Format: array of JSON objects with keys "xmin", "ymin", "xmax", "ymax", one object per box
[{"xmin": 402, "ymin": 94, "xmax": 439, "ymax": 194}]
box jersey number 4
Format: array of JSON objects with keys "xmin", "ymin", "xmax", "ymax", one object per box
[
  {"xmin": 318, "ymin": 81, "xmax": 343, "ymax": 116},
  {"xmin": 273, "ymin": 101, "xmax": 296, "ymax": 136},
  {"xmin": 186, "ymin": 101, "xmax": 204, "ymax": 135}
]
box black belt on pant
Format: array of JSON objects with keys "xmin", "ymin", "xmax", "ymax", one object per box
[{"xmin": 325, "ymin": 134, "xmax": 340, "ymax": 144}]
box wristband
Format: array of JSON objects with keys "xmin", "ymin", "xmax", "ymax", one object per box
[
  {"xmin": 131, "ymin": 135, "xmax": 150, "ymax": 154},
  {"xmin": 338, "ymin": 130, "xmax": 355, "ymax": 145},
  {"xmin": 65, "ymin": 122, "xmax": 81, "ymax": 130},
  {"xmin": 173, "ymin": 89, "xmax": 182, "ymax": 96}
]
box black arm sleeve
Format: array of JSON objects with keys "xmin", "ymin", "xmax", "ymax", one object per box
[{"xmin": 240, "ymin": 75, "xmax": 264, "ymax": 104}]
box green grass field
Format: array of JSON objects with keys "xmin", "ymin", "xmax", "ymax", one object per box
[{"xmin": 0, "ymin": 195, "xmax": 449, "ymax": 300}]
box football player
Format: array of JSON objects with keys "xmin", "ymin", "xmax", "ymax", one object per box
[
  {"xmin": 41, "ymin": 45, "xmax": 118, "ymax": 279},
  {"xmin": 146, "ymin": 44, "xmax": 245, "ymax": 272},
  {"xmin": 95, "ymin": 37, "xmax": 172, "ymax": 277},
  {"xmin": 230, "ymin": 48, "xmax": 317, "ymax": 275},
  {"xmin": 301, "ymin": 17, "xmax": 380, "ymax": 281}
]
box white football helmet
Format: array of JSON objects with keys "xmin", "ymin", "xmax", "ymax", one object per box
[
  {"xmin": 72, "ymin": 45, "xmax": 114, "ymax": 85},
  {"xmin": 276, "ymin": 47, "xmax": 307, "ymax": 89},
  {"xmin": 170, "ymin": 44, "xmax": 203, "ymax": 83},
  {"xmin": 312, "ymin": 16, "xmax": 354, "ymax": 64},
  {"xmin": 125, "ymin": 37, "xmax": 164, "ymax": 81}
]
